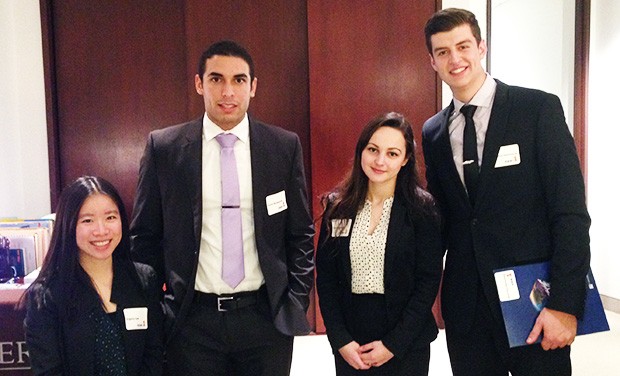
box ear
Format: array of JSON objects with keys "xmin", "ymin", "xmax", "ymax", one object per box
[
  {"xmin": 195, "ymin": 74, "xmax": 204, "ymax": 95},
  {"xmin": 402, "ymin": 157, "xmax": 409, "ymax": 167},
  {"xmin": 478, "ymin": 39, "xmax": 488, "ymax": 59},
  {"xmin": 250, "ymin": 77, "xmax": 258, "ymax": 98},
  {"xmin": 429, "ymin": 54, "xmax": 438, "ymax": 72}
]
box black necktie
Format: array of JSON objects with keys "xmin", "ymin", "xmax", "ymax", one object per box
[{"xmin": 461, "ymin": 105, "xmax": 478, "ymax": 206}]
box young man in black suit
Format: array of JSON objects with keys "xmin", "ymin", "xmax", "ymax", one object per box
[
  {"xmin": 421, "ymin": 8, "xmax": 591, "ymax": 376},
  {"xmin": 130, "ymin": 40, "xmax": 315, "ymax": 375}
]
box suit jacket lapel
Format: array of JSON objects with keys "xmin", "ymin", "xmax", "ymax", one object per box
[
  {"xmin": 249, "ymin": 118, "xmax": 269, "ymax": 239},
  {"xmin": 179, "ymin": 119, "xmax": 203, "ymax": 250},
  {"xmin": 383, "ymin": 197, "xmax": 406, "ymax": 279},
  {"xmin": 477, "ymin": 80, "xmax": 511, "ymax": 205},
  {"xmin": 435, "ymin": 103, "xmax": 471, "ymax": 206}
]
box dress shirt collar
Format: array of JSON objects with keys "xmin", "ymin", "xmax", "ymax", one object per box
[
  {"xmin": 452, "ymin": 73, "xmax": 497, "ymax": 116},
  {"xmin": 202, "ymin": 113, "xmax": 250, "ymax": 144}
]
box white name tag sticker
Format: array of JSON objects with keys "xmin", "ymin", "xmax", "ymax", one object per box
[
  {"xmin": 266, "ymin": 190, "xmax": 288, "ymax": 216},
  {"xmin": 495, "ymin": 144, "xmax": 521, "ymax": 168},
  {"xmin": 494, "ymin": 270, "xmax": 520, "ymax": 302},
  {"xmin": 124, "ymin": 307, "xmax": 148, "ymax": 330},
  {"xmin": 331, "ymin": 219, "xmax": 352, "ymax": 237}
]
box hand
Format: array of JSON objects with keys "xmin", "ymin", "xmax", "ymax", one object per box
[
  {"xmin": 358, "ymin": 340, "xmax": 394, "ymax": 368},
  {"xmin": 526, "ymin": 308, "xmax": 577, "ymax": 350},
  {"xmin": 338, "ymin": 341, "xmax": 371, "ymax": 370}
]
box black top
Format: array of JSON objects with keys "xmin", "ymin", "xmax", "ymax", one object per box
[
  {"xmin": 24, "ymin": 261, "xmax": 163, "ymax": 376},
  {"xmin": 92, "ymin": 310, "xmax": 127, "ymax": 376}
]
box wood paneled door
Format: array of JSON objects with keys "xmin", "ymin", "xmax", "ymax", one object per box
[{"xmin": 40, "ymin": 0, "xmax": 437, "ymax": 332}]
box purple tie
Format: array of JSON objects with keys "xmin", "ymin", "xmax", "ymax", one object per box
[{"xmin": 216, "ymin": 133, "xmax": 244, "ymax": 288}]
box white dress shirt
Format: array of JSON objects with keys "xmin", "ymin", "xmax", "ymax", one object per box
[
  {"xmin": 194, "ymin": 114, "xmax": 265, "ymax": 294},
  {"xmin": 448, "ymin": 74, "xmax": 497, "ymax": 186}
]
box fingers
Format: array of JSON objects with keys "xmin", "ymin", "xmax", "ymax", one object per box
[
  {"xmin": 358, "ymin": 341, "xmax": 394, "ymax": 368},
  {"xmin": 358, "ymin": 341, "xmax": 376, "ymax": 353},
  {"xmin": 527, "ymin": 308, "xmax": 577, "ymax": 350},
  {"xmin": 338, "ymin": 342, "xmax": 370, "ymax": 370},
  {"xmin": 526, "ymin": 316, "xmax": 544, "ymax": 345}
]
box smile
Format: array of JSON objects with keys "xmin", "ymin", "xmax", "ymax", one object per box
[
  {"xmin": 451, "ymin": 66, "xmax": 467, "ymax": 74},
  {"xmin": 91, "ymin": 240, "xmax": 111, "ymax": 247}
]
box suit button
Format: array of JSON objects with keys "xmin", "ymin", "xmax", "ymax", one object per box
[{"xmin": 471, "ymin": 218, "xmax": 478, "ymax": 226}]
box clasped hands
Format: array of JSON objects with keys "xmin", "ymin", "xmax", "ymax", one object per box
[{"xmin": 338, "ymin": 340, "xmax": 394, "ymax": 370}]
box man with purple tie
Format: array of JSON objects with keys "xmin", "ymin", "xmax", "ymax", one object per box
[{"xmin": 130, "ymin": 40, "xmax": 315, "ymax": 376}]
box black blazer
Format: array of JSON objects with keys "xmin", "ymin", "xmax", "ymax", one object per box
[
  {"xmin": 316, "ymin": 195, "xmax": 443, "ymax": 358},
  {"xmin": 24, "ymin": 261, "xmax": 164, "ymax": 376},
  {"xmin": 130, "ymin": 116, "xmax": 315, "ymax": 338},
  {"xmin": 421, "ymin": 80, "xmax": 591, "ymax": 335}
]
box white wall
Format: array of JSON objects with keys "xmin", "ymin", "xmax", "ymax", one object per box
[
  {"xmin": 587, "ymin": 0, "xmax": 620, "ymax": 300},
  {"xmin": 0, "ymin": 0, "xmax": 50, "ymax": 219},
  {"xmin": 491, "ymin": 0, "xmax": 575, "ymax": 133}
]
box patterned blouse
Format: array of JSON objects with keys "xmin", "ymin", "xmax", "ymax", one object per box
[
  {"xmin": 349, "ymin": 196, "xmax": 393, "ymax": 294},
  {"xmin": 90, "ymin": 309, "xmax": 128, "ymax": 376}
]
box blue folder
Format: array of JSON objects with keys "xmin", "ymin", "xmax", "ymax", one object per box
[{"xmin": 493, "ymin": 261, "xmax": 609, "ymax": 348}]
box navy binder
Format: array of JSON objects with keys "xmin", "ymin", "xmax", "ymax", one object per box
[{"xmin": 493, "ymin": 261, "xmax": 609, "ymax": 348}]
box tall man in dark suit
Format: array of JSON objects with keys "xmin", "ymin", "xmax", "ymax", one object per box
[
  {"xmin": 130, "ymin": 40, "xmax": 315, "ymax": 376},
  {"xmin": 421, "ymin": 8, "xmax": 591, "ymax": 376}
]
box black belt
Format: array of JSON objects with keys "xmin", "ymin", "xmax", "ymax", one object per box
[{"xmin": 194, "ymin": 287, "xmax": 264, "ymax": 312}]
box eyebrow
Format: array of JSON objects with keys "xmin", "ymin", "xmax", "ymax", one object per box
[
  {"xmin": 78, "ymin": 209, "xmax": 119, "ymax": 218},
  {"xmin": 433, "ymin": 39, "xmax": 474, "ymax": 54},
  {"xmin": 207, "ymin": 72, "xmax": 249, "ymax": 79},
  {"xmin": 367, "ymin": 142, "xmax": 403, "ymax": 153}
]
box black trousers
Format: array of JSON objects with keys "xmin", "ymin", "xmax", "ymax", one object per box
[
  {"xmin": 446, "ymin": 285, "xmax": 571, "ymax": 376},
  {"xmin": 166, "ymin": 288, "xmax": 294, "ymax": 376},
  {"xmin": 334, "ymin": 293, "xmax": 431, "ymax": 376}
]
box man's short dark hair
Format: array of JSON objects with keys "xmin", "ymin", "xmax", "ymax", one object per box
[
  {"xmin": 424, "ymin": 8, "xmax": 482, "ymax": 54},
  {"xmin": 197, "ymin": 40, "xmax": 255, "ymax": 81}
]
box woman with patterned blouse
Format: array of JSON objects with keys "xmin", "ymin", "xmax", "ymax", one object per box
[
  {"xmin": 317, "ymin": 112, "xmax": 443, "ymax": 375},
  {"xmin": 23, "ymin": 176, "xmax": 163, "ymax": 375}
]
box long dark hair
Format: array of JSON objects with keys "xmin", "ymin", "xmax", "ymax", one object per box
[
  {"xmin": 24, "ymin": 176, "xmax": 131, "ymax": 309},
  {"xmin": 322, "ymin": 112, "xmax": 437, "ymax": 224}
]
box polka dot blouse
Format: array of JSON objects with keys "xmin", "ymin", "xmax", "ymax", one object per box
[
  {"xmin": 90, "ymin": 309, "xmax": 128, "ymax": 376},
  {"xmin": 349, "ymin": 196, "xmax": 393, "ymax": 294}
]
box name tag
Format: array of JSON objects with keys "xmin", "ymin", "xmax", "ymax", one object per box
[
  {"xmin": 124, "ymin": 307, "xmax": 148, "ymax": 330},
  {"xmin": 495, "ymin": 144, "xmax": 521, "ymax": 168},
  {"xmin": 494, "ymin": 270, "xmax": 520, "ymax": 302},
  {"xmin": 266, "ymin": 190, "xmax": 288, "ymax": 216},
  {"xmin": 331, "ymin": 219, "xmax": 352, "ymax": 237}
]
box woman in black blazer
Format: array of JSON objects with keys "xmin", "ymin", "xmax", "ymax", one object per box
[
  {"xmin": 317, "ymin": 113, "xmax": 443, "ymax": 375},
  {"xmin": 23, "ymin": 176, "xmax": 163, "ymax": 375}
]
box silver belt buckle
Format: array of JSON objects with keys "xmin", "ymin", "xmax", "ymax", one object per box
[{"xmin": 217, "ymin": 296, "xmax": 234, "ymax": 312}]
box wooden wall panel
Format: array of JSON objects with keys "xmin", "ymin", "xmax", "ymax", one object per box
[
  {"xmin": 43, "ymin": 0, "xmax": 438, "ymax": 332},
  {"xmin": 46, "ymin": 0, "xmax": 188, "ymax": 214},
  {"xmin": 308, "ymin": 0, "xmax": 437, "ymax": 332},
  {"xmin": 184, "ymin": 0, "xmax": 311, "ymax": 179}
]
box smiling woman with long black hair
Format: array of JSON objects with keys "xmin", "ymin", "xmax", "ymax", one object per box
[{"xmin": 22, "ymin": 176, "xmax": 163, "ymax": 375}]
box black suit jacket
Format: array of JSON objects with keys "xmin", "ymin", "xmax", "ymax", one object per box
[
  {"xmin": 24, "ymin": 261, "xmax": 164, "ymax": 376},
  {"xmin": 130, "ymin": 116, "xmax": 315, "ymax": 338},
  {"xmin": 421, "ymin": 80, "xmax": 591, "ymax": 335},
  {"xmin": 316, "ymin": 195, "xmax": 443, "ymax": 358}
]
